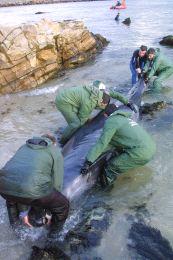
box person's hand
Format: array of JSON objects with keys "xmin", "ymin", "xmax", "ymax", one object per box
[
  {"xmin": 144, "ymin": 77, "xmax": 149, "ymax": 84},
  {"xmin": 104, "ymin": 103, "xmax": 117, "ymax": 116},
  {"xmin": 87, "ymin": 118, "xmax": 92, "ymax": 123},
  {"xmin": 136, "ymin": 68, "xmax": 141, "ymax": 74},
  {"xmin": 45, "ymin": 212, "xmax": 52, "ymax": 226},
  {"xmin": 127, "ymin": 102, "xmax": 138, "ymax": 113},
  {"xmin": 80, "ymin": 161, "xmax": 92, "ymax": 175},
  {"xmin": 22, "ymin": 215, "xmax": 33, "ymax": 228},
  {"xmin": 142, "ymin": 72, "xmax": 149, "ymax": 83},
  {"xmin": 138, "ymin": 72, "xmax": 142, "ymax": 79}
]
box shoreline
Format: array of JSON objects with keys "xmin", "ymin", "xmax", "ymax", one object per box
[
  {"xmin": 0, "ymin": 0, "xmax": 105, "ymax": 8},
  {"xmin": 0, "ymin": 19, "xmax": 108, "ymax": 95}
]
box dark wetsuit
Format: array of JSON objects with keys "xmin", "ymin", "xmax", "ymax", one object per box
[{"xmin": 130, "ymin": 49, "xmax": 147, "ymax": 85}]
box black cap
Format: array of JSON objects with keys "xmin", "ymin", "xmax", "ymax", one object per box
[
  {"xmin": 147, "ymin": 48, "xmax": 155, "ymax": 54},
  {"xmin": 140, "ymin": 45, "xmax": 147, "ymax": 51}
]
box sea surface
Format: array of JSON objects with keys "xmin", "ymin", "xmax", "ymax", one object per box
[{"xmin": 0, "ymin": 0, "xmax": 173, "ymax": 259}]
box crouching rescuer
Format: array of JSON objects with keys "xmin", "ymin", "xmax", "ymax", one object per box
[
  {"xmin": 0, "ymin": 134, "xmax": 69, "ymax": 237},
  {"xmin": 143, "ymin": 48, "xmax": 173, "ymax": 91},
  {"xmin": 80, "ymin": 108, "xmax": 156, "ymax": 187},
  {"xmin": 55, "ymin": 80, "xmax": 136, "ymax": 144}
]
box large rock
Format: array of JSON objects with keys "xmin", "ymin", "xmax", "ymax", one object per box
[
  {"xmin": 122, "ymin": 17, "xmax": 131, "ymax": 25},
  {"xmin": 128, "ymin": 222, "xmax": 173, "ymax": 259},
  {"xmin": 29, "ymin": 200, "xmax": 112, "ymax": 259},
  {"xmin": 159, "ymin": 35, "xmax": 173, "ymax": 46},
  {"xmin": 140, "ymin": 101, "xmax": 167, "ymax": 115},
  {"xmin": 0, "ymin": 19, "xmax": 108, "ymax": 94},
  {"xmin": 0, "ymin": 0, "xmax": 98, "ymax": 7},
  {"xmin": 30, "ymin": 245, "xmax": 70, "ymax": 260}
]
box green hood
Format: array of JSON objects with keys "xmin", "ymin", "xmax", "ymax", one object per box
[
  {"xmin": 153, "ymin": 48, "xmax": 160, "ymax": 60},
  {"xmin": 0, "ymin": 136, "xmax": 63, "ymax": 198},
  {"xmin": 144, "ymin": 48, "xmax": 173, "ymax": 80},
  {"xmin": 84, "ymin": 85, "xmax": 103, "ymax": 106},
  {"xmin": 87, "ymin": 106, "xmax": 156, "ymax": 164},
  {"xmin": 26, "ymin": 136, "xmax": 53, "ymax": 150}
]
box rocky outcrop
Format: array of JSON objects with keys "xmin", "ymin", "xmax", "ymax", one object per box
[
  {"xmin": 140, "ymin": 101, "xmax": 167, "ymax": 115},
  {"xmin": 128, "ymin": 222, "xmax": 173, "ymax": 259},
  {"xmin": 29, "ymin": 201, "xmax": 113, "ymax": 259},
  {"xmin": 30, "ymin": 245, "xmax": 70, "ymax": 260},
  {"xmin": 122, "ymin": 17, "xmax": 131, "ymax": 25},
  {"xmin": 0, "ymin": 0, "xmax": 100, "ymax": 7},
  {"xmin": 159, "ymin": 35, "xmax": 173, "ymax": 46},
  {"xmin": 0, "ymin": 0, "xmax": 55, "ymax": 6},
  {"xmin": 0, "ymin": 19, "xmax": 108, "ymax": 94}
]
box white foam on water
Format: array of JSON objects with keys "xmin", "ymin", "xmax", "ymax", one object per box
[
  {"xmin": 58, "ymin": 210, "xmax": 81, "ymax": 241},
  {"xmin": 0, "ymin": 240, "xmax": 23, "ymax": 251},
  {"xmin": 15, "ymin": 225, "xmax": 48, "ymax": 242},
  {"xmin": 63, "ymin": 173, "xmax": 94, "ymax": 200},
  {"xmin": 18, "ymin": 84, "xmax": 63, "ymax": 97},
  {"xmin": 0, "ymin": 204, "xmax": 7, "ymax": 224}
]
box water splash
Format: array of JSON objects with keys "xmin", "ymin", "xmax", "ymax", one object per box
[
  {"xmin": 14, "ymin": 225, "xmax": 48, "ymax": 242},
  {"xmin": 63, "ymin": 173, "xmax": 95, "ymax": 200},
  {"xmin": 18, "ymin": 84, "xmax": 63, "ymax": 97}
]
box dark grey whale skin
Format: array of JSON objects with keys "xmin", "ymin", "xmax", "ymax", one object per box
[
  {"xmin": 30, "ymin": 79, "xmax": 173, "ymax": 259},
  {"xmin": 62, "ymin": 79, "xmax": 146, "ymax": 191},
  {"xmin": 29, "ymin": 79, "xmax": 145, "ymax": 224}
]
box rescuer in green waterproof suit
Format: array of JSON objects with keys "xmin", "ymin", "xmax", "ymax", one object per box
[
  {"xmin": 55, "ymin": 81, "xmax": 136, "ymax": 144},
  {"xmin": 143, "ymin": 48, "xmax": 173, "ymax": 91},
  {"xmin": 0, "ymin": 134, "xmax": 69, "ymax": 233},
  {"xmin": 81, "ymin": 108, "xmax": 156, "ymax": 186}
]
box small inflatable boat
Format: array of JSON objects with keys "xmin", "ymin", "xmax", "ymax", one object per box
[{"xmin": 110, "ymin": 0, "xmax": 126, "ymax": 10}]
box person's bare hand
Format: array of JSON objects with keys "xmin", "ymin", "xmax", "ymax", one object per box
[
  {"xmin": 46, "ymin": 218, "xmax": 51, "ymax": 226},
  {"xmin": 22, "ymin": 215, "xmax": 33, "ymax": 228},
  {"xmin": 136, "ymin": 68, "xmax": 141, "ymax": 74},
  {"xmin": 87, "ymin": 118, "xmax": 92, "ymax": 123}
]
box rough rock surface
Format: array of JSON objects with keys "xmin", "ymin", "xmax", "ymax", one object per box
[
  {"xmin": 0, "ymin": 0, "xmax": 99, "ymax": 7},
  {"xmin": 0, "ymin": 19, "xmax": 108, "ymax": 94},
  {"xmin": 159, "ymin": 35, "xmax": 173, "ymax": 46},
  {"xmin": 128, "ymin": 222, "xmax": 173, "ymax": 259},
  {"xmin": 29, "ymin": 197, "xmax": 113, "ymax": 259},
  {"xmin": 122, "ymin": 17, "xmax": 131, "ymax": 25},
  {"xmin": 30, "ymin": 245, "xmax": 70, "ymax": 260},
  {"xmin": 140, "ymin": 101, "xmax": 167, "ymax": 115}
]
